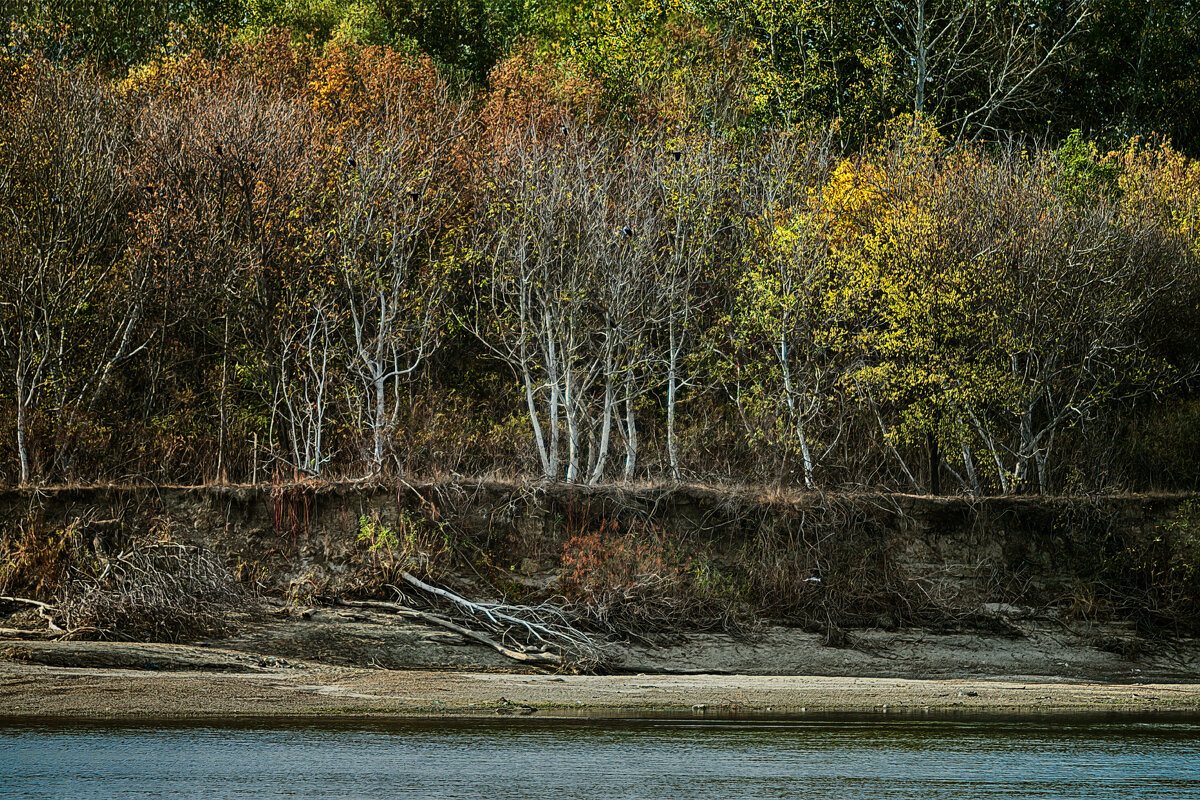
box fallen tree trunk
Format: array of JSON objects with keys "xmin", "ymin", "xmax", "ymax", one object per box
[{"xmin": 330, "ymin": 598, "xmax": 561, "ymax": 665}]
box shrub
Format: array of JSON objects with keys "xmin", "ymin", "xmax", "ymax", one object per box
[{"xmin": 60, "ymin": 541, "xmax": 250, "ymax": 642}]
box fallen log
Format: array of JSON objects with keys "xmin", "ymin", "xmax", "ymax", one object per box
[{"xmin": 329, "ymin": 598, "xmax": 561, "ymax": 665}]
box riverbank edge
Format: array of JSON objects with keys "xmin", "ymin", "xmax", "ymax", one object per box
[{"xmin": 3, "ymin": 664, "xmax": 1200, "ymax": 721}]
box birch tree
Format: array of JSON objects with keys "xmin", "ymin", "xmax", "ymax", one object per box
[
  {"xmin": 649, "ymin": 137, "xmax": 716, "ymax": 481},
  {"xmin": 276, "ymin": 292, "xmax": 339, "ymax": 476},
  {"xmin": 874, "ymin": 0, "xmax": 1091, "ymax": 141},
  {"xmin": 472, "ymin": 121, "xmax": 661, "ymax": 482},
  {"xmin": 727, "ymin": 131, "xmax": 837, "ymax": 488},
  {"xmin": 325, "ymin": 67, "xmax": 467, "ymax": 474}
]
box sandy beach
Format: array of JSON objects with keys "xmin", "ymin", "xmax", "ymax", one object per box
[{"xmin": 4, "ymin": 656, "xmax": 1199, "ymax": 720}]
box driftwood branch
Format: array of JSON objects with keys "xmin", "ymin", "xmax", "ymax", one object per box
[
  {"xmin": 0, "ymin": 595, "xmax": 56, "ymax": 611},
  {"xmin": 0, "ymin": 596, "xmax": 65, "ymax": 634},
  {"xmin": 397, "ymin": 571, "xmax": 598, "ymax": 655},
  {"xmin": 325, "ymin": 571, "xmax": 605, "ymax": 668},
  {"xmin": 331, "ymin": 598, "xmax": 561, "ymax": 664}
]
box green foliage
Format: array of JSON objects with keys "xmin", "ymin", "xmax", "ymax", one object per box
[
  {"xmin": 355, "ymin": 509, "xmax": 452, "ymax": 581},
  {"xmin": 248, "ymin": 0, "xmax": 376, "ymax": 43},
  {"xmin": 1054, "ymin": 130, "xmax": 1123, "ymax": 208},
  {"xmin": 357, "ymin": 512, "xmax": 400, "ymax": 551},
  {"xmin": 1063, "ymin": 0, "xmax": 1200, "ymax": 156},
  {"xmin": 7, "ymin": 0, "xmax": 244, "ymax": 69},
  {"xmin": 245, "ymin": 0, "xmax": 532, "ymax": 82},
  {"xmin": 4, "ymin": 0, "xmax": 1198, "ymax": 157},
  {"xmin": 700, "ymin": 0, "xmax": 888, "ymax": 136}
]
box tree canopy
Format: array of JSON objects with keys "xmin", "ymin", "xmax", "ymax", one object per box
[{"xmin": 1, "ymin": 5, "xmax": 1198, "ymax": 493}]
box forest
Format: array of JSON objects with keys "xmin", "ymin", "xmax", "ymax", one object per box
[{"xmin": 1, "ymin": 0, "xmax": 1198, "ymax": 494}]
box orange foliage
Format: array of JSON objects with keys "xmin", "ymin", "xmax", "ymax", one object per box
[
  {"xmin": 227, "ymin": 28, "xmax": 314, "ymax": 97},
  {"xmin": 1114, "ymin": 136, "xmax": 1200, "ymax": 251},
  {"xmin": 480, "ymin": 41, "xmax": 603, "ymax": 148},
  {"xmin": 559, "ymin": 520, "xmax": 684, "ymax": 600},
  {"xmin": 311, "ymin": 40, "xmax": 447, "ymax": 131}
]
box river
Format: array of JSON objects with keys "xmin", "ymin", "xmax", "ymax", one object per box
[{"xmin": 2, "ymin": 714, "xmax": 1198, "ymax": 798}]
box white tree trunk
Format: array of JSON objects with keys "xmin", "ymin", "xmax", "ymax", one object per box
[
  {"xmin": 666, "ymin": 322, "xmax": 681, "ymax": 482},
  {"xmin": 373, "ymin": 370, "xmax": 386, "ymax": 469},
  {"xmin": 589, "ymin": 355, "xmax": 616, "ymax": 484},
  {"xmin": 545, "ymin": 313, "xmax": 561, "ymax": 478},
  {"xmin": 623, "ymin": 368, "xmax": 637, "ymax": 481},
  {"xmin": 15, "ymin": 373, "xmax": 30, "ymax": 485},
  {"xmin": 564, "ymin": 360, "xmax": 579, "ymax": 483},
  {"xmin": 521, "ymin": 360, "xmax": 551, "ymax": 476},
  {"xmin": 779, "ymin": 332, "xmax": 815, "ymax": 488}
]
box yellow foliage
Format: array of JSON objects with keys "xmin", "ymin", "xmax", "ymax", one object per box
[
  {"xmin": 818, "ymin": 159, "xmax": 885, "ymax": 245},
  {"xmin": 1114, "ymin": 137, "xmax": 1200, "ymax": 255}
]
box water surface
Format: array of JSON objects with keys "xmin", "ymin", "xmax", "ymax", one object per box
[{"xmin": 2, "ymin": 715, "xmax": 1198, "ymax": 799}]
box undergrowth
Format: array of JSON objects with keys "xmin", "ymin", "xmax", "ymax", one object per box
[
  {"xmin": 1095, "ymin": 500, "xmax": 1200, "ymax": 634},
  {"xmin": 1, "ymin": 510, "xmax": 250, "ymax": 642},
  {"xmin": 553, "ymin": 499, "xmax": 941, "ymax": 640}
]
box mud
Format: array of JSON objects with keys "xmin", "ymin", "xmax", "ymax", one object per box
[
  {"xmin": 2, "ymin": 604, "xmax": 1198, "ymax": 719},
  {"xmin": 3, "ymin": 659, "xmax": 1199, "ymax": 719}
]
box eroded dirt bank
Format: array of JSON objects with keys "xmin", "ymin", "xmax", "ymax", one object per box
[
  {"xmin": 2, "ymin": 482, "xmax": 1199, "ymax": 716},
  {"xmin": 4, "ymin": 481, "xmax": 1198, "ymax": 635}
]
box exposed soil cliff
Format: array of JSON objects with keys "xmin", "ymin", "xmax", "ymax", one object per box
[{"xmin": 2, "ymin": 482, "xmax": 1198, "ymax": 678}]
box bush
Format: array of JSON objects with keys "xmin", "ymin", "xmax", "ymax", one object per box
[
  {"xmin": 60, "ymin": 541, "xmax": 251, "ymax": 642},
  {"xmin": 558, "ymin": 519, "xmax": 748, "ymax": 634}
]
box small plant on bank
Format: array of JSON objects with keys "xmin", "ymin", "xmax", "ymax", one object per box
[{"xmin": 355, "ymin": 509, "xmax": 453, "ymax": 588}]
